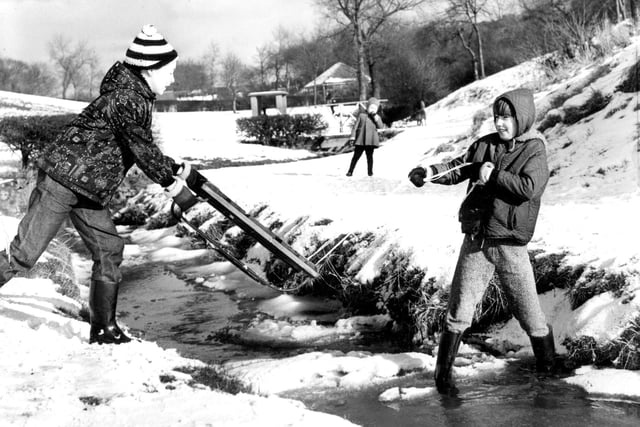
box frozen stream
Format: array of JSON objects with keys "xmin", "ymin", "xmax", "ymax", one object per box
[{"xmin": 117, "ymin": 261, "xmax": 640, "ymax": 427}]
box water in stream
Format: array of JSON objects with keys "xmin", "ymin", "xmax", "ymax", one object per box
[{"xmin": 117, "ymin": 261, "xmax": 640, "ymax": 427}]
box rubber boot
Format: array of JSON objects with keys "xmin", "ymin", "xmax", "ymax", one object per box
[
  {"xmin": 530, "ymin": 325, "xmax": 556, "ymax": 373},
  {"xmin": 89, "ymin": 280, "xmax": 131, "ymax": 345},
  {"xmin": 434, "ymin": 330, "xmax": 463, "ymax": 395}
]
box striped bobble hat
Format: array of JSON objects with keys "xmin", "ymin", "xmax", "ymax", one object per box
[{"xmin": 124, "ymin": 24, "xmax": 178, "ymax": 70}]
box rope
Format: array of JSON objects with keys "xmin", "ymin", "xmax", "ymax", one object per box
[{"xmin": 427, "ymin": 162, "xmax": 473, "ymax": 182}]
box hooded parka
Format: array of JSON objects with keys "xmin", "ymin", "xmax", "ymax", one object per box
[{"xmin": 429, "ymin": 88, "xmax": 549, "ymax": 244}]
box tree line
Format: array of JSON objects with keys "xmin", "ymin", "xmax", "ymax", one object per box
[{"xmin": 0, "ymin": 0, "xmax": 636, "ymax": 118}]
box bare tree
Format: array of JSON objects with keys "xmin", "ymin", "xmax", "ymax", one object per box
[
  {"xmin": 254, "ymin": 44, "xmax": 271, "ymax": 90},
  {"xmin": 221, "ymin": 52, "xmax": 244, "ymax": 113},
  {"xmin": 202, "ymin": 41, "xmax": 220, "ymax": 94},
  {"xmin": 0, "ymin": 58, "xmax": 55, "ymax": 96},
  {"xmin": 317, "ymin": 0, "xmax": 427, "ymax": 100},
  {"xmin": 268, "ymin": 26, "xmax": 293, "ymax": 90},
  {"xmin": 446, "ymin": 0, "xmax": 489, "ymax": 80},
  {"xmin": 84, "ymin": 50, "xmax": 100, "ymax": 100},
  {"xmin": 521, "ymin": 0, "xmax": 602, "ymax": 58},
  {"xmin": 48, "ymin": 35, "xmax": 95, "ymax": 99},
  {"xmin": 296, "ymin": 30, "xmax": 335, "ymax": 104}
]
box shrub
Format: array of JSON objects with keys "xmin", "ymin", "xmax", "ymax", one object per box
[
  {"xmin": 0, "ymin": 114, "xmax": 75, "ymax": 168},
  {"xmin": 562, "ymin": 89, "xmax": 612, "ymax": 125},
  {"xmin": 470, "ymin": 109, "xmax": 490, "ymax": 137},
  {"xmin": 236, "ymin": 114, "xmax": 327, "ymax": 147},
  {"xmin": 537, "ymin": 109, "xmax": 564, "ymax": 133},
  {"xmin": 564, "ymin": 316, "xmax": 640, "ymax": 370},
  {"xmin": 529, "ymin": 251, "xmax": 585, "ymax": 293},
  {"xmin": 371, "ymin": 250, "xmax": 434, "ymax": 346},
  {"xmin": 175, "ymin": 365, "xmax": 251, "ymax": 394},
  {"xmin": 563, "ymin": 335, "xmax": 620, "ymax": 368},
  {"xmin": 434, "ymin": 143, "xmax": 455, "ymax": 155},
  {"xmin": 617, "ymin": 60, "xmax": 640, "ymax": 93},
  {"xmin": 567, "ymin": 269, "xmax": 628, "ymax": 310}
]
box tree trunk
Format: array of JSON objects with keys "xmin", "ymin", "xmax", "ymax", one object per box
[
  {"xmin": 354, "ymin": 23, "xmax": 368, "ymax": 101},
  {"xmin": 630, "ymin": 0, "xmax": 638, "ymax": 22},
  {"xmin": 457, "ymin": 27, "xmax": 479, "ymax": 80},
  {"xmin": 367, "ymin": 59, "xmax": 381, "ymax": 98},
  {"xmin": 474, "ymin": 22, "xmax": 486, "ymax": 79}
]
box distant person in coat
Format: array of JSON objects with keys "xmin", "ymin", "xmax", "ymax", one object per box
[
  {"xmin": 408, "ymin": 88, "xmax": 556, "ymax": 395},
  {"xmin": 346, "ymin": 97, "xmax": 384, "ymax": 177},
  {"xmin": 0, "ymin": 25, "xmax": 199, "ymax": 345}
]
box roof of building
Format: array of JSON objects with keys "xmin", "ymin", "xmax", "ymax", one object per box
[{"xmin": 303, "ymin": 62, "xmax": 370, "ymax": 89}]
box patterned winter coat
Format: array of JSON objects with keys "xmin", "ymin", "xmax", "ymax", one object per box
[
  {"xmin": 429, "ymin": 89, "xmax": 549, "ymax": 244},
  {"xmin": 39, "ymin": 62, "xmax": 177, "ymax": 205}
]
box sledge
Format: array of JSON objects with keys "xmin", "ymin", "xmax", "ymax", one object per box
[
  {"xmin": 175, "ymin": 211, "xmax": 284, "ymax": 291},
  {"xmin": 176, "ymin": 170, "xmax": 321, "ymax": 282}
]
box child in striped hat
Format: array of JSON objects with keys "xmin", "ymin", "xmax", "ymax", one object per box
[{"xmin": 1, "ymin": 25, "xmax": 199, "ymax": 345}]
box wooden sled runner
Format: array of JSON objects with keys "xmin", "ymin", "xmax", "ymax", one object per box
[{"xmin": 176, "ymin": 170, "xmax": 321, "ymax": 285}]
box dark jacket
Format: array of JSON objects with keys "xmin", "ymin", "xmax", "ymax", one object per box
[
  {"xmin": 430, "ymin": 89, "xmax": 549, "ymax": 244},
  {"xmin": 350, "ymin": 112, "xmax": 384, "ymax": 147},
  {"xmin": 39, "ymin": 62, "xmax": 176, "ymax": 205}
]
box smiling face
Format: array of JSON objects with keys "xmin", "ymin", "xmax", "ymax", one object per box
[
  {"xmin": 493, "ymin": 98, "xmax": 517, "ymax": 141},
  {"xmin": 142, "ymin": 59, "xmax": 177, "ymax": 96},
  {"xmin": 494, "ymin": 114, "xmax": 517, "ymax": 141}
]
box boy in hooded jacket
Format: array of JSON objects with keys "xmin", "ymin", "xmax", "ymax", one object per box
[
  {"xmin": 408, "ymin": 88, "xmax": 556, "ymax": 395},
  {"xmin": 0, "ymin": 25, "xmax": 199, "ymax": 344},
  {"xmin": 346, "ymin": 97, "xmax": 384, "ymax": 177}
]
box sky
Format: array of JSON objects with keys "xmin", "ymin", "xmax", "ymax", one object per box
[{"xmin": 0, "ymin": 0, "xmax": 323, "ymax": 67}]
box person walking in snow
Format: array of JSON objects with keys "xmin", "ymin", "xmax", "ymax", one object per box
[
  {"xmin": 408, "ymin": 88, "xmax": 556, "ymax": 395},
  {"xmin": 345, "ymin": 97, "xmax": 384, "ymax": 177},
  {"xmin": 0, "ymin": 25, "xmax": 199, "ymax": 345}
]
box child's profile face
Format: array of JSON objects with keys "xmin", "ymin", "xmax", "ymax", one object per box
[
  {"xmin": 367, "ymin": 104, "xmax": 379, "ymax": 114},
  {"xmin": 143, "ymin": 59, "xmax": 177, "ymax": 96},
  {"xmin": 494, "ymin": 114, "xmax": 516, "ymax": 141}
]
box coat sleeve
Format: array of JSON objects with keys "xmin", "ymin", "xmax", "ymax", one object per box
[
  {"xmin": 489, "ymin": 141, "xmax": 549, "ymax": 202},
  {"xmin": 373, "ymin": 114, "xmax": 384, "ymax": 129},
  {"xmin": 109, "ymin": 91, "xmax": 177, "ymax": 187},
  {"xmin": 429, "ymin": 142, "xmax": 479, "ymax": 185},
  {"xmin": 349, "ymin": 115, "xmax": 362, "ymax": 139}
]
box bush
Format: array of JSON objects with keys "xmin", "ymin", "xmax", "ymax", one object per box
[
  {"xmin": 617, "ymin": 60, "xmax": 640, "ymax": 93},
  {"xmin": 0, "ymin": 114, "xmax": 75, "ymax": 168},
  {"xmin": 562, "ymin": 89, "xmax": 611, "ymax": 125},
  {"xmin": 174, "ymin": 365, "xmax": 251, "ymax": 394},
  {"xmin": 236, "ymin": 114, "xmax": 326, "ymax": 147},
  {"xmin": 567, "ymin": 269, "xmax": 628, "ymax": 310}
]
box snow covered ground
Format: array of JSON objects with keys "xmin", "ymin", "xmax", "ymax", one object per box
[{"xmin": 2, "ymin": 37, "xmax": 640, "ymax": 425}]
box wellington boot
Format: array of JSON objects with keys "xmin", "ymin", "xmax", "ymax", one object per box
[
  {"xmin": 90, "ymin": 323, "xmax": 132, "ymax": 345},
  {"xmin": 530, "ymin": 325, "xmax": 556, "ymax": 373},
  {"xmin": 434, "ymin": 330, "xmax": 463, "ymax": 396},
  {"xmin": 89, "ymin": 280, "xmax": 131, "ymax": 344}
]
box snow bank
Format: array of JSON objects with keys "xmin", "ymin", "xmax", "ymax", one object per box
[{"xmin": 0, "ymin": 273, "xmax": 359, "ymax": 426}]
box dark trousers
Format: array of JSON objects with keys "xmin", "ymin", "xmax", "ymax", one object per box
[
  {"xmin": 0, "ymin": 171, "xmax": 124, "ymax": 327},
  {"xmin": 347, "ymin": 146, "xmax": 375, "ymax": 175}
]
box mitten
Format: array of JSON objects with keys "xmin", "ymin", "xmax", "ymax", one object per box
[
  {"xmin": 166, "ymin": 179, "xmax": 198, "ymax": 213},
  {"xmin": 408, "ymin": 166, "xmax": 431, "ymax": 187},
  {"xmin": 478, "ymin": 162, "xmax": 495, "ymax": 185},
  {"xmin": 176, "ymin": 163, "xmax": 206, "ymax": 191}
]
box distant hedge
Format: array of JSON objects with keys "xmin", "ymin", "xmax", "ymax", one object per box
[
  {"xmin": 236, "ymin": 114, "xmax": 326, "ymax": 147},
  {"xmin": 0, "ymin": 114, "xmax": 75, "ymax": 168}
]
